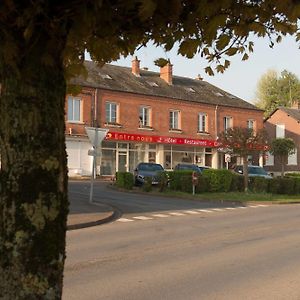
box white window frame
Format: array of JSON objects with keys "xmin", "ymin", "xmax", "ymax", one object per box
[
  {"xmin": 139, "ymin": 106, "xmax": 151, "ymax": 127},
  {"xmin": 169, "ymin": 110, "xmax": 180, "ymax": 130},
  {"xmin": 288, "ymin": 148, "xmax": 297, "ymax": 165},
  {"xmin": 106, "ymin": 102, "xmax": 118, "ymax": 123},
  {"xmin": 224, "ymin": 116, "xmax": 232, "ymax": 131},
  {"xmin": 198, "ymin": 113, "xmax": 207, "ymax": 132},
  {"xmin": 276, "ymin": 124, "xmax": 285, "ymax": 138},
  {"xmin": 67, "ymin": 96, "xmax": 82, "ymax": 123}
]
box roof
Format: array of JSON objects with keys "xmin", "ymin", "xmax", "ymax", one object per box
[
  {"xmin": 264, "ymin": 107, "xmax": 300, "ymax": 122},
  {"xmin": 70, "ymin": 61, "xmax": 261, "ymax": 111}
]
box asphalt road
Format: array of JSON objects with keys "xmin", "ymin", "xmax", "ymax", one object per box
[{"xmin": 64, "ymin": 182, "xmax": 300, "ymax": 300}]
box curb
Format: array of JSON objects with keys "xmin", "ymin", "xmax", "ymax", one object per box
[{"xmin": 67, "ymin": 203, "xmax": 122, "ymax": 231}]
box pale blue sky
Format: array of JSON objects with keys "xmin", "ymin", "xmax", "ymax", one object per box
[{"xmin": 113, "ymin": 36, "xmax": 300, "ymax": 104}]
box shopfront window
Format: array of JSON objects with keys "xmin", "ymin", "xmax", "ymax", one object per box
[{"xmin": 101, "ymin": 149, "xmax": 116, "ymax": 175}]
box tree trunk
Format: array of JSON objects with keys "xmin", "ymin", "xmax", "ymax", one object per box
[
  {"xmin": 242, "ymin": 155, "xmax": 249, "ymax": 192},
  {"xmin": 281, "ymin": 156, "xmax": 285, "ymax": 178},
  {"xmin": 0, "ymin": 42, "xmax": 68, "ymax": 298}
]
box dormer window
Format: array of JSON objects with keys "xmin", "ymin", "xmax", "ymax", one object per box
[{"xmin": 147, "ymin": 81, "xmax": 159, "ymax": 87}]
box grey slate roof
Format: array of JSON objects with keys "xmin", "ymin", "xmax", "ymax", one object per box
[{"xmin": 70, "ymin": 61, "xmax": 261, "ymax": 111}]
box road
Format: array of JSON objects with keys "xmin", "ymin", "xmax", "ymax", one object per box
[{"xmin": 63, "ymin": 182, "xmax": 300, "ymax": 300}]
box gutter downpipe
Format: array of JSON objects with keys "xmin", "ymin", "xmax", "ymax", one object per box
[{"xmin": 214, "ymin": 105, "xmax": 219, "ymax": 169}]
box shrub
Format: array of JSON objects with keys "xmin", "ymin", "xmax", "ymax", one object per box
[
  {"xmin": 142, "ymin": 176, "xmax": 152, "ymax": 192},
  {"xmin": 202, "ymin": 169, "xmax": 233, "ymax": 192},
  {"xmin": 249, "ymin": 177, "xmax": 269, "ymax": 193},
  {"xmin": 158, "ymin": 171, "xmax": 169, "ymax": 192},
  {"xmin": 293, "ymin": 177, "xmax": 300, "ymax": 194},
  {"xmin": 268, "ymin": 177, "xmax": 281, "ymax": 194},
  {"xmin": 169, "ymin": 170, "xmax": 193, "ymax": 191},
  {"xmin": 196, "ymin": 174, "xmax": 209, "ymax": 193},
  {"xmin": 285, "ymin": 172, "xmax": 300, "ymax": 178},
  {"xmin": 230, "ymin": 174, "xmax": 244, "ymax": 192},
  {"xmin": 280, "ymin": 177, "xmax": 295, "ymax": 194},
  {"xmin": 115, "ymin": 172, "xmax": 134, "ymax": 189}
]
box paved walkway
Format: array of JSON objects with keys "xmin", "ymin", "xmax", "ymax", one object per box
[{"xmin": 67, "ymin": 183, "xmax": 117, "ymax": 230}]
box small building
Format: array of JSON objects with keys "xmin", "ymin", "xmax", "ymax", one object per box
[
  {"xmin": 65, "ymin": 58, "xmax": 264, "ymax": 177},
  {"xmin": 264, "ymin": 104, "xmax": 300, "ymax": 176}
]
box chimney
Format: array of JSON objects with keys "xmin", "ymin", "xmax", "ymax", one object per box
[
  {"xmin": 131, "ymin": 56, "xmax": 140, "ymax": 77},
  {"xmin": 160, "ymin": 62, "xmax": 173, "ymax": 85},
  {"xmin": 291, "ymin": 100, "xmax": 300, "ymax": 110},
  {"xmin": 195, "ymin": 74, "xmax": 203, "ymax": 81}
]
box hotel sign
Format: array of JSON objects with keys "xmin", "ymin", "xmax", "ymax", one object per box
[{"xmin": 105, "ymin": 131, "xmax": 219, "ymax": 147}]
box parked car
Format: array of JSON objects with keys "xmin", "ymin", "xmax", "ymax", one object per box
[
  {"xmin": 174, "ymin": 163, "xmax": 202, "ymax": 173},
  {"xmin": 134, "ymin": 162, "xmax": 164, "ymax": 185},
  {"xmin": 233, "ymin": 165, "xmax": 272, "ymax": 179}
]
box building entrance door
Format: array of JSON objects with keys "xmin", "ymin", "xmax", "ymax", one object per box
[{"xmin": 117, "ymin": 151, "xmax": 127, "ymax": 172}]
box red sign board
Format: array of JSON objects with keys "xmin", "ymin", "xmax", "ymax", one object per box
[{"xmin": 105, "ymin": 131, "xmax": 219, "ymax": 148}]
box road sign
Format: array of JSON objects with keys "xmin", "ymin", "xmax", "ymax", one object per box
[
  {"xmin": 225, "ymin": 153, "xmax": 231, "ymax": 163},
  {"xmin": 85, "ymin": 127, "xmax": 109, "ymax": 203},
  {"xmin": 85, "ymin": 127, "xmax": 109, "ymax": 147}
]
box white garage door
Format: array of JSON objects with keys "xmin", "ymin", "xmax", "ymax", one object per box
[{"xmin": 66, "ymin": 140, "xmax": 92, "ymax": 177}]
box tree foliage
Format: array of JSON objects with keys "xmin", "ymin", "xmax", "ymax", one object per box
[
  {"xmin": 269, "ymin": 138, "xmax": 296, "ymax": 177},
  {"xmin": 218, "ymin": 127, "xmax": 268, "ymax": 191},
  {"xmin": 0, "ymin": 1, "xmax": 300, "ymax": 299},
  {"xmin": 255, "ymin": 69, "xmax": 300, "ymax": 117}
]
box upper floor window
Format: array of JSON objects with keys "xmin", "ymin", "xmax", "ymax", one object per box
[
  {"xmin": 288, "ymin": 148, "xmax": 297, "ymax": 165},
  {"xmin": 169, "ymin": 110, "xmax": 181, "ymax": 130},
  {"xmin": 105, "ymin": 102, "xmax": 118, "ymax": 123},
  {"xmin": 67, "ymin": 96, "xmax": 82, "ymax": 122},
  {"xmin": 276, "ymin": 124, "xmax": 285, "ymax": 138},
  {"xmin": 198, "ymin": 113, "xmax": 207, "ymax": 133},
  {"xmin": 139, "ymin": 106, "xmax": 151, "ymax": 127},
  {"xmin": 223, "ymin": 116, "xmax": 232, "ymax": 131}
]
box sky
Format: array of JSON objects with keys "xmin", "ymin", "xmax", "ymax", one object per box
[{"xmin": 112, "ymin": 36, "xmax": 300, "ymax": 104}]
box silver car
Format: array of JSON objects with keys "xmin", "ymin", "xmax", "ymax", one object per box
[
  {"xmin": 233, "ymin": 165, "xmax": 272, "ymax": 179},
  {"xmin": 134, "ymin": 163, "xmax": 164, "ymax": 185}
]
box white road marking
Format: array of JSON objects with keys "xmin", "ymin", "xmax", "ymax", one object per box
[
  {"xmin": 116, "ymin": 204, "xmax": 270, "ymax": 223},
  {"xmin": 117, "ymin": 218, "xmax": 134, "ymax": 222},
  {"xmin": 133, "ymin": 216, "xmax": 153, "ymax": 220},
  {"xmin": 184, "ymin": 210, "xmax": 200, "ymax": 214},
  {"xmin": 169, "ymin": 212, "xmax": 186, "ymax": 216},
  {"xmin": 152, "ymin": 214, "xmax": 170, "ymax": 218}
]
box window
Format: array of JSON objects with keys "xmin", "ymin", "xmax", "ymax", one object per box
[
  {"xmin": 67, "ymin": 96, "xmax": 81, "ymax": 122},
  {"xmin": 276, "ymin": 124, "xmax": 285, "ymax": 138},
  {"xmin": 288, "ymin": 148, "xmax": 297, "ymax": 165},
  {"xmin": 265, "ymin": 151, "xmax": 274, "ymax": 166},
  {"xmin": 223, "ymin": 116, "xmax": 232, "ymax": 131},
  {"xmin": 105, "ymin": 102, "xmax": 117, "ymax": 123},
  {"xmin": 169, "ymin": 110, "xmax": 180, "ymax": 130},
  {"xmin": 198, "ymin": 113, "xmax": 207, "ymax": 132},
  {"xmin": 139, "ymin": 106, "xmax": 151, "ymax": 127},
  {"xmin": 247, "ymin": 119, "xmax": 255, "ymax": 130}
]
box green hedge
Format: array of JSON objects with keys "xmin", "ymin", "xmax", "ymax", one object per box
[
  {"xmin": 169, "ymin": 170, "xmax": 194, "ymax": 192},
  {"xmin": 230, "ymin": 174, "xmax": 244, "ymax": 192},
  {"xmin": 115, "ymin": 172, "xmax": 134, "ymax": 190},
  {"xmin": 202, "ymin": 169, "xmax": 233, "ymax": 192},
  {"xmin": 249, "ymin": 177, "xmax": 269, "ymax": 193}
]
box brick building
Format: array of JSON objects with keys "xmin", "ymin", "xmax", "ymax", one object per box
[
  {"xmin": 264, "ymin": 104, "xmax": 300, "ymax": 176},
  {"xmin": 65, "ymin": 58, "xmax": 264, "ymax": 177}
]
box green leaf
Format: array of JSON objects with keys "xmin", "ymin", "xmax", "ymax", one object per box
[
  {"xmin": 205, "ymin": 66, "xmax": 214, "ymax": 76},
  {"xmin": 216, "ymin": 34, "xmax": 230, "ymax": 51},
  {"xmin": 178, "ymin": 39, "xmax": 199, "ymax": 58},
  {"xmin": 138, "ymin": 0, "xmax": 157, "ymax": 20},
  {"xmin": 226, "ymin": 47, "xmax": 238, "ymax": 56},
  {"xmin": 242, "ymin": 53, "xmax": 249, "ymax": 61}
]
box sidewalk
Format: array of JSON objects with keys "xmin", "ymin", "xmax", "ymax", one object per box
[{"xmin": 67, "ymin": 199, "xmax": 117, "ymax": 231}]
